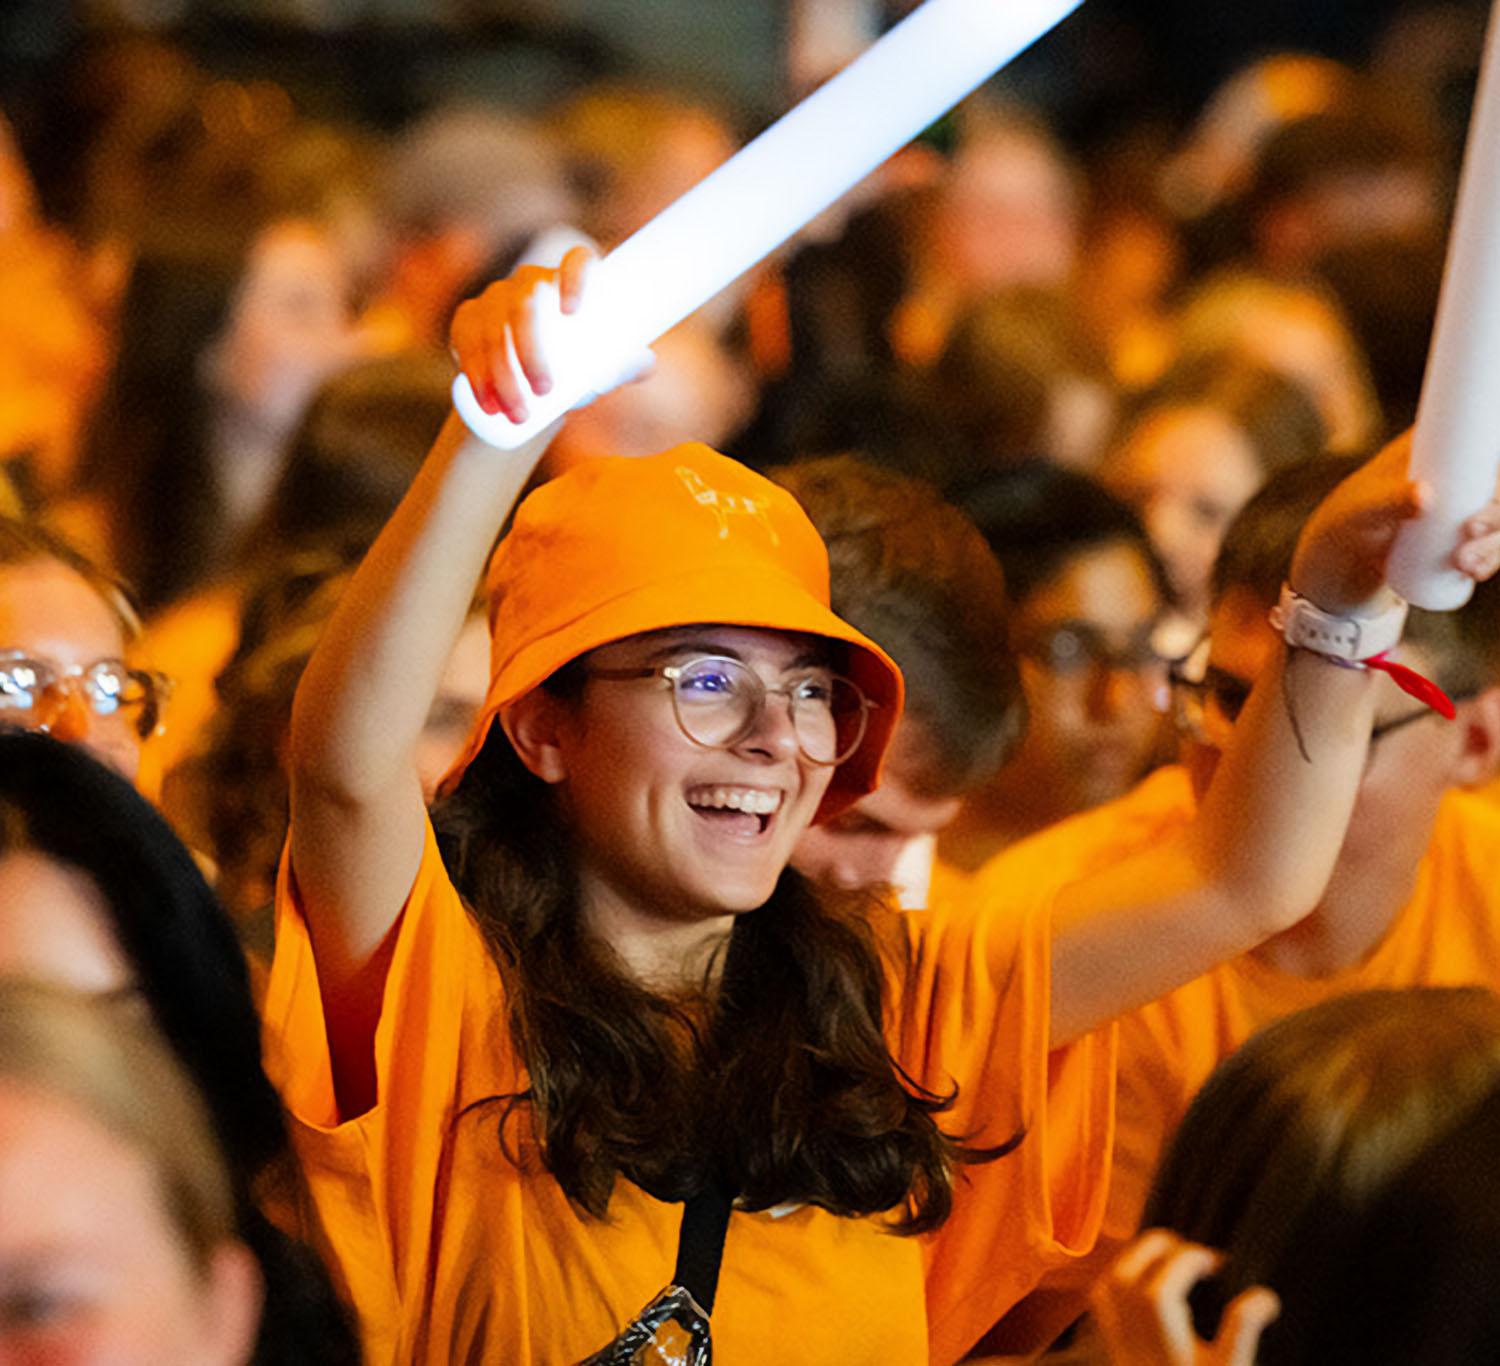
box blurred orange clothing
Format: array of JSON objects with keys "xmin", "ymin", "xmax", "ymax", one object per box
[
  {"xmin": 0, "ymin": 226, "xmax": 108, "ymax": 494},
  {"xmin": 141, "ymin": 583, "xmax": 242, "ymax": 777},
  {"xmin": 262, "ymin": 818, "xmax": 1115, "ymax": 1365},
  {"xmin": 973, "ymin": 767, "xmax": 1500, "ymax": 1347}
]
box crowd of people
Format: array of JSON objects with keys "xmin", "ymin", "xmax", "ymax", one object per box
[{"xmin": 5, "ymin": 8, "xmax": 1500, "ymax": 1362}]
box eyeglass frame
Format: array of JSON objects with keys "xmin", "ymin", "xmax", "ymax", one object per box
[
  {"xmin": 0, "ymin": 650, "xmax": 173, "ymax": 740},
  {"xmin": 584, "ymin": 654, "xmax": 876, "ymax": 766},
  {"xmin": 1011, "ymin": 619, "xmax": 1173, "ymax": 680},
  {"xmin": 1167, "ymin": 647, "xmax": 1473, "ymax": 749}
]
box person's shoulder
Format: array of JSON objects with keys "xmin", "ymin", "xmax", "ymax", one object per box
[
  {"xmin": 972, "ymin": 766, "xmax": 1196, "ymax": 904},
  {"xmin": 1431, "ymin": 787, "xmax": 1500, "ymax": 868}
]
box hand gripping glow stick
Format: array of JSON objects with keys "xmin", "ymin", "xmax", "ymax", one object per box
[
  {"xmin": 453, "ymin": 0, "xmax": 1085, "ymax": 448},
  {"xmin": 1387, "ymin": 1, "xmax": 1500, "ymax": 608}
]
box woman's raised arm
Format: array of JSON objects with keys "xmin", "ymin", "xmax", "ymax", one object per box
[
  {"xmin": 286, "ymin": 250, "xmax": 595, "ymax": 1106},
  {"xmin": 1049, "ymin": 436, "xmax": 1500, "ymax": 1044}
]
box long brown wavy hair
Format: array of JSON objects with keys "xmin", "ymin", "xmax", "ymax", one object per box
[{"xmin": 432, "ymin": 684, "xmax": 1014, "ymax": 1234}]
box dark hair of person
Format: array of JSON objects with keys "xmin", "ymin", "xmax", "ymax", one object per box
[
  {"xmin": 166, "ymin": 549, "xmax": 361, "ymax": 934},
  {"xmin": 730, "ymin": 191, "xmax": 966, "ymax": 482},
  {"xmin": 1212, "ymin": 453, "xmax": 1500, "ymax": 695},
  {"xmin": 1113, "ymin": 349, "xmax": 1328, "ymax": 482},
  {"xmin": 1287, "ymin": 1078, "xmax": 1500, "ymax": 1365},
  {"xmin": 1243, "ymin": 96, "xmax": 1443, "ymax": 240},
  {"xmin": 74, "ymin": 219, "xmax": 260, "ymax": 612},
  {"xmin": 238, "ymin": 351, "xmax": 452, "ymax": 565},
  {"xmin": 960, "ymin": 459, "xmax": 1173, "ymax": 610},
  {"xmin": 0, "ymin": 514, "xmax": 142, "ymax": 640},
  {"xmin": 1186, "ymin": 82, "xmax": 1446, "ymax": 274},
  {"xmin": 770, "ymin": 455, "xmax": 1025, "ymax": 796},
  {"xmin": 433, "ymin": 721, "xmax": 1016, "ymax": 1234},
  {"xmin": 1314, "ymin": 234, "xmax": 1445, "ymax": 437},
  {"xmin": 932, "ymin": 286, "xmax": 1111, "ymax": 477},
  {"xmin": 1139, "ymin": 987, "xmax": 1500, "ymax": 1357},
  {"xmin": 0, "ymin": 730, "xmax": 359, "ymax": 1364}
]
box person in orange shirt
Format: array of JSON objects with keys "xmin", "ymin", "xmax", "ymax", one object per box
[
  {"xmin": 977, "ymin": 453, "xmax": 1500, "ymax": 1355},
  {"xmin": 263, "ymin": 248, "xmax": 1499, "ymax": 1365}
]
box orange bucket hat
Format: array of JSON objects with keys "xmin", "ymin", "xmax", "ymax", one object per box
[{"xmin": 437, "ymin": 443, "xmax": 903, "ymax": 819}]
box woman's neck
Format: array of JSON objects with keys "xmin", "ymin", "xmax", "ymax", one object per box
[{"xmin": 580, "ymin": 881, "xmax": 736, "ymax": 994}]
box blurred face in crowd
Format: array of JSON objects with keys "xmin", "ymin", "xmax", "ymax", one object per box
[
  {"xmin": 793, "ymin": 720, "xmax": 964, "ymax": 896},
  {"xmin": 0, "ymin": 852, "xmax": 133, "ymax": 996},
  {"xmin": 0, "ymin": 1081, "xmax": 259, "ymax": 1366},
  {"xmin": 609, "ymin": 110, "xmax": 734, "ymax": 245},
  {"xmin": 1257, "ymin": 165, "xmax": 1442, "ymax": 277},
  {"xmin": 1232, "ymin": 299, "xmax": 1375, "ymax": 454},
  {"xmin": 0, "ymin": 558, "xmax": 142, "ymax": 781},
  {"xmin": 206, "ymin": 218, "xmax": 362, "ymax": 438},
  {"xmin": 1104, "ymin": 404, "xmax": 1265, "ymax": 623},
  {"xmin": 1002, "ymin": 540, "xmax": 1168, "ymax": 821},
  {"xmin": 936, "ymin": 127, "xmax": 1079, "ymax": 294},
  {"xmin": 1179, "ymin": 284, "xmax": 1378, "ymax": 453}
]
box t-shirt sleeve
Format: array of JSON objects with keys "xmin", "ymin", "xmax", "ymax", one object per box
[
  {"xmin": 260, "ymin": 817, "xmax": 514, "ymax": 1361},
  {"xmin": 892, "ymin": 885, "xmax": 1116, "ymax": 1366}
]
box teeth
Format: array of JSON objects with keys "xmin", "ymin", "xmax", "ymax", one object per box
[{"xmin": 688, "ymin": 787, "xmax": 780, "ymax": 815}]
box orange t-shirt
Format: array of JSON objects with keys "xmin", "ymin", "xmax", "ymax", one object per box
[
  {"xmin": 262, "ymin": 820, "xmax": 1115, "ymax": 1365},
  {"xmin": 976, "ymin": 769, "xmax": 1500, "ymax": 1347},
  {"xmin": 141, "ymin": 583, "xmax": 243, "ymax": 778}
]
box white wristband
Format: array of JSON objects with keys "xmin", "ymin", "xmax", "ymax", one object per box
[{"xmin": 1269, "ymin": 584, "xmax": 1408, "ymax": 662}]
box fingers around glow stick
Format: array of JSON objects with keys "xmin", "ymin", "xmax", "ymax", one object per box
[
  {"xmin": 1388, "ymin": 1, "xmax": 1500, "ymax": 608},
  {"xmin": 452, "ymin": 0, "xmax": 1086, "ymax": 449}
]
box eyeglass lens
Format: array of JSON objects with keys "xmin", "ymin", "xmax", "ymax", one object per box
[
  {"xmin": 0, "ymin": 656, "xmax": 157, "ymax": 737},
  {"xmin": 669, "ymin": 657, "xmax": 866, "ymax": 764},
  {"xmin": 1021, "ymin": 623, "xmax": 1166, "ymax": 677}
]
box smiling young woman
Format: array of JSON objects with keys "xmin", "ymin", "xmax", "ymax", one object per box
[{"xmin": 267, "ymin": 247, "xmax": 1500, "ymax": 1365}]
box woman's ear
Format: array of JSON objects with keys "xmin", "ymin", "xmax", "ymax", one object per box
[
  {"xmin": 1451, "ymin": 685, "xmax": 1500, "ymax": 789},
  {"xmin": 500, "ymin": 690, "xmax": 571, "ymax": 784}
]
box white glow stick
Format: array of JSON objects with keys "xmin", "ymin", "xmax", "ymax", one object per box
[
  {"xmin": 453, "ymin": 0, "xmax": 1085, "ymax": 448},
  {"xmin": 1387, "ymin": 1, "xmax": 1500, "ymax": 608}
]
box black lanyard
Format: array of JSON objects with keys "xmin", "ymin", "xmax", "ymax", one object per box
[{"xmin": 673, "ymin": 1182, "xmax": 734, "ymax": 1314}]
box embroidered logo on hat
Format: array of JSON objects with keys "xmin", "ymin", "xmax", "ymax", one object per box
[{"xmin": 676, "ymin": 466, "xmax": 781, "ymax": 545}]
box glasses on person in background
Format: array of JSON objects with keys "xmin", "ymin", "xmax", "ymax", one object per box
[
  {"xmin": 1168, "ymin": 640, "xmax": 1469, "ymax": 749},
  {"xmin": 587, "ymin": 654, "xmax": 873, "ymax": 765},
  {"xmin": 1014, "ymin": 622, "xmax": 1171, "ymax": 680},
  {"xmin": 0, "ymin": 652, "xmax": 172, "ymax": 739}
]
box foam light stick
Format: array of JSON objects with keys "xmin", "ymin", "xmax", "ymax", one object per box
[
  {"xmin": 453, "ymin": 0, "xmax": 1085, "ymax": 448},
  {"xmin": 1387, "ymin": 0, "xmax": 1500, "ymax": 608}
]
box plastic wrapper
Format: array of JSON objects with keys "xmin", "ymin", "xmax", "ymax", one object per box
[{"xmin": 576, "ymin": 1284, "xmax": 713, "ymax": 1366}]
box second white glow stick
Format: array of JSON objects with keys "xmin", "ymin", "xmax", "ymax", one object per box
[
  {"xmin": 453, "ymin": 0, "xmax": 1085, "ymax": 448},
  {"xmin": 1387, "ymin": 0, "xmax": 1500, "ymax": 608}
]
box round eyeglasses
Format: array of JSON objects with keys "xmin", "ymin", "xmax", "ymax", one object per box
[
  {"xmin": 586, "ymin": 654, "xmax": 874, "ymax": 766},
  {"xmin": 0, "ymin": 652, "xmax": 172, "ymax": 740}
]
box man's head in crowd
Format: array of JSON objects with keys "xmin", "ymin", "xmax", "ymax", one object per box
[
  {"xmin": 951, "ymin": 463, "xmax": 1171, "ymax": 860},
  {"xmin": 0, "ymin": 517, "xmax": 161, "ymax": 782},
  {"xmin": 771, "ymin": 457, "xmax": 1022, "ymax": 896},
  {"xmin": 1178, "ymin": 455, "xmax": 1500, "ymax": 885}
]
